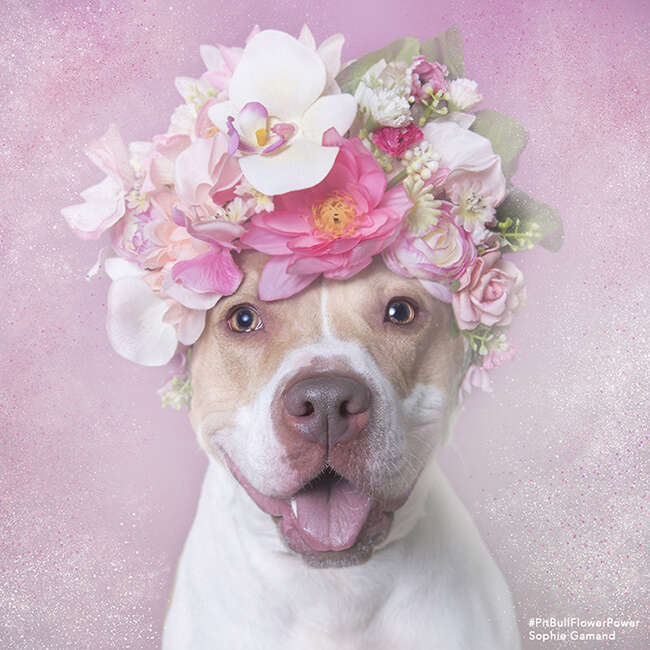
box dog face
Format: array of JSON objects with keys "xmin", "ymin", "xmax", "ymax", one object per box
[{"xmin": 189, "ymin": 250, "xmax": 465, "ymax": 566}]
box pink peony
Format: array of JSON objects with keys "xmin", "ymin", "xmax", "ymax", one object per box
[
  {"xmin": 383, "ymin": 202, "xmax": 476, "ymax": 283},
  {"xmin": 240, "ymin": 129, "xmax": 411, "ymax": 300},
  {"xmin": 371, "ymin": 124, "xmax": 424, "ymax": 158},
  {"xmin": 410, "ymin": 56, "xmax": 448, "ymax": 101},
  {"xmin": 452, "ymin": 250, "xmax": 526, "ymax": 330}
]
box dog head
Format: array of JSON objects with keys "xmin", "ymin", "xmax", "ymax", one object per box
[{"xmin": 188, "ymin": 250, "xmax": 465, "ymax": 567}]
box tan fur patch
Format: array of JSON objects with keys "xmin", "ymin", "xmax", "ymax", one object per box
[{"xmin": 189, "ymin": 251, "xmax": 465, "ymax": 454}]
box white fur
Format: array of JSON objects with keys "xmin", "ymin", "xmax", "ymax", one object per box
[
  {"xmin": 167, "ymin": 280, "xmax": 521, "ymax": 648},
  {"xmin": 163, "ymin": 458, "xmax": 521, "ymax": 649}
]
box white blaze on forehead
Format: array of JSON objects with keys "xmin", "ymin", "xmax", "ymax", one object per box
[{"xmin": 320, "ymin": 278, "xmax": 333, "ymax": 338}]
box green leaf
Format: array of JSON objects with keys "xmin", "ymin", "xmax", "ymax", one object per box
[
  {"xmin": 496, "ymin": 188, "xmax": 564, "ymax": 252},
  {"xmin": 471, "ymin": 110, "xmax": 529, "ymax": 179},
  {"xmin": 420, "ymin": 25, "xmax": 465, "ymax": 80},
  {"xmin": 336, "ymin": 37, "xmax": 420, "ymax": 95}
]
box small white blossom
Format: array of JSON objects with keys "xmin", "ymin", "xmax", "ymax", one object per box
[
  {"xmin": 403, "ymin": 141, "xmax": 441, "ymax": 180},
  {"xmin": 447, "ymin": 78, "xmax": 482, "ymax": 112},
  {"xmin": 355, "ymin": 59, "xmax": 412, "ymax": 127},
  {"xmin": 403, "ymin": 176, "xmax": 443, "ymax": 233},
  {"xmin": 168, "ymin": 103, "xmax": 197, "ymax": 137},
  {"xmin": 450, "ymin": 184, "xmax": 496, "ymax": 244}
]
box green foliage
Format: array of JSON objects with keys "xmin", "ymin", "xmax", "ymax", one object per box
[
  {"xmin": 495, "ymin": 188, "xmax": 564, "ymax": 252},
  {"xmin": 420, "ymin": 25, "xmax": 465, "ymax": 80},
  {"xmin": 336, "ymin": 37, "xmax": 421, "ymax": 94},
  {"xmin": 471, "ymin": 110, "xmax": 529, "ymax": 179}
]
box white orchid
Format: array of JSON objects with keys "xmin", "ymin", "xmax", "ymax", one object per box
[
  {"xmin": 104, "ymin": 258, "xmax": 219, "ymax": 367},
  {"xmin": 208, "ymin": 29, "xmax": 357, "ymax": 196}
]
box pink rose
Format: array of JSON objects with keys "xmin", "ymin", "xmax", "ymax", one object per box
[
  {"xmin": 410, "ymin": 56, "xmax": 448, "ymax": 101},
  {"xmin": 371, "ymin": 124, "xmax": 423, "ymax": 158},
  {"xmin": 383, "ymin": 202, "xmax": 476, "ymax": 282},
  {"xmin": 452, "ymin": 250, "xmax": 526, "ymax": 330}
]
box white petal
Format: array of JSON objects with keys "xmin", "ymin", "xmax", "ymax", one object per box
[
  {"xmin": 61, "ymin": 176, "xmax": 124, "ymax": 239},
  {"xmin": 298, "ymin": 24, "xmax": 316, "ymax": 50},
  {"xmin": 435, "ymin": 111, "xmax": 476, "ymax": 129},
  {"xmin": 200, "ymin": 44, "xmax": 224, "ymax": 70},
  {"xmin": 107, "ymin": 277, "xmax": 178, "ymax": 366},
  {"xmin": 207, "ymin": 100, "xmax": 236, "ymax": 132},
  {"xmin": 301, "ymin": 93, "xmax": 357, "ymax": 142},
  {"xmin": 163, "ymin": 277, "xmax": 221, "ymax": 310},
  {"xmin": 176, "ymin": 308, "xmax": 207, "ymax": 345},
  {"xmin": 228, "ymin": 30, "xmax": 326, "ymax": 119},
  {"xmin": 317, "ymin": 33, "xmax": 345, "ymax": 79},
  {"xmin": 239, "ymin": 137, "xmax": 338, "ymax": 195},
  {"xmin": 104, "ymin": 257, "xmax": 144, "ymax": 281}
]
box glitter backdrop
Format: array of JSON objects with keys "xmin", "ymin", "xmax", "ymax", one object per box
[{"xmin": 1, "ymin": 0, "xmax": 648, "ymax": 648}]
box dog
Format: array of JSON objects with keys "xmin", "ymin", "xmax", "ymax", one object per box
[{"xmin": 162, "ymin": 250, "xmax": 521, "ymax": 649}]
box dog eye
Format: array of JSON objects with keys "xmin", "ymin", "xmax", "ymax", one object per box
[
  {"xmin": 385, "ymin": 298, "xmax": 417, "ymax": 325},
  {"xmin": 227, "ymin": 305, "xmax": 262, "ymax": 333}
]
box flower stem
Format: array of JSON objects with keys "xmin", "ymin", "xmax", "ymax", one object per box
[{"xmin": 386, "ymin": 169, "xmax": 407, "ymax": 191}]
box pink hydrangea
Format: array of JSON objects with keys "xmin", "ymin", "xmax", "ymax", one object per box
[
  {"xmin": 383, "ymin": 202, "xmax": 476, "ymax": 283},
  {"xmin": 410, "ymin": 56, "xmax": 448, "ymax": 101},
  {"xmin": 452, "ymin": 250, "xmax": 526, "ymax": 330},
  {"xmin": 241, "ymin": 129, "xmax": 412, "ymax": 300},
  {"xmin": 371, "ymin": 124, "xmax": 423, "ymax": 158}
]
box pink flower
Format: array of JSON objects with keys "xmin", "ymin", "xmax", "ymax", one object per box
[
  {"xmin": 241, "ymin": 129, "xmax": 411, "ymax": 300},
  {"xmin": 383, "ymin": 202, "xmax": 476, "ymax": 283},
  {"xmin": 174, "ymin": 133, "xmax": 243, "ymax": 218},
  {"xmin": 452, "ymin": 250, "xmax": 526, "ymax": 330},
  {"xmin": 481, "ymin": 342, "xmax": 517, "ymax": 370},
  {"xmin": 61, "ymin": 124, "xmax": 135, "ymax": 239},
  {"xmin": 459, "ymin": 365, "xmax": 493, "ymax": 402},
  {"xmin": 409, "ymin": 56, "xmax": 447, "ymax": 101},
  {"xmin": 371, "ymin": 124, "xmax": 423, "ymax": 158}
]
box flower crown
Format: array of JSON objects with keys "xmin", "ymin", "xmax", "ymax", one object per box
[{"xmin": 63, "ymin": 25, "xmax": 562, "ymax": 409}]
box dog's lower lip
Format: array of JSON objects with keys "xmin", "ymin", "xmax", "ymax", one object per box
[{"xmin": 222, "ymin": 453, "xmax": 381, "ymax": 554}]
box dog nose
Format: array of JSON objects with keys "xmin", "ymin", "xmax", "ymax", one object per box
[{"xmin": 282, "ymin": 375, "xmax": 371, "ymax": 447}]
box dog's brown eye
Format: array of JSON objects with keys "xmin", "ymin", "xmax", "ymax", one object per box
[
  {"xmin": 228, "ymin": 305, "xmax": 262, "ymax": 333},
  {"xmin": 385, "ymin": 298, "xmax": 417, "ymax": 325}
]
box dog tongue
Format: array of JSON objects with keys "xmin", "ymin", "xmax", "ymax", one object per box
[{"xmin": 295, "ymin": 477, "xmax": 372, "ymax": 551}]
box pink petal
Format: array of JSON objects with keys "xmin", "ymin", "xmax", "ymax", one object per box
[
  {"xmin": 240, "ymin": 227, "xmax": 292, "ymax": 254},
  {"xmin": 171, "ymin": 248, "xmax": 243, "ymax": 295},
  {"xmin": 258, "ymin": 256, "xmax": 319, "ymax": 301}
]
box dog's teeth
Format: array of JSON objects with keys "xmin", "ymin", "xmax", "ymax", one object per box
[{"xmin": 290, "ymin": 498, "xmax": 297, "ymax": 518}]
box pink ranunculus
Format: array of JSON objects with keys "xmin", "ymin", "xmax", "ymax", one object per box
[
  {"xmin": 371, "ymin": 124, "xmax": 424, "ymax": 159},
  {"xmin": 383, "ymin": 202, "xmax": 476, "ymax": 282},
  {"xmin": 452, "ymin": 250, "xmax": 526, "ymax": 330},
  {"xmin": 173, "ymin": 132, "xmax": 243, "ymax": 218},
  {"xmin": 409, "ymin": 56, "xmax": 448, "ymax": 101},
  {"xmin": 240, "ymin": 129, "xmax": 412, "ymax": 300}
]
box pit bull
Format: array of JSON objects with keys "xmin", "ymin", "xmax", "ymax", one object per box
[{"xmin": 162, "ymin": 251, "xmax": 520, "ymax": 649}]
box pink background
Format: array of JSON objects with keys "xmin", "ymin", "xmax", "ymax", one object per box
[{"xmin": 1, "ymin": 0, "xmax": 647, "ymax": 647}]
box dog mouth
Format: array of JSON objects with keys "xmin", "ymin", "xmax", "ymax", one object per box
[
  {"xmin": 223, "ymin": 455, "xmax": 392, "ymax": 556},
  {"xmin": 285, "ymin": 466, "xmax": 373, "ymax": 552}
]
